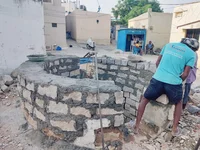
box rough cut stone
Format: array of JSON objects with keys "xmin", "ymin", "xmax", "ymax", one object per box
[
  {"xmin": 135, "ymin": 83, "xmax": 144, "ymax": 90},
  {"xmin": 136, "ymin": 63, "xmax": 145, "ymax": 70},
  {"xmin": 71, "ymin": 107, "xmax": 91, "ymax": 118},
  {"xmin": 130, "ymin": 69, "xmax": 140, "ymax": 74},
  {"xmin": 110, "ymin": 65, "xmax": 118, "ymax": 70},
  {"xmin": 59, "ymin": 66, "xmax": 67, "ymax": 70},
  {"xmin": 114, "ymin": 91, "xmax": 124, "ymax": 104},
  {"xmin": 23, "ymin": 89, "xmax": 32, "ymax": 103},
  {"xmin": 86, "ymin": 93, "xmax": 109, "ymax": 104},
  {"xmin": 20, "ymin": 77, "xmax": 26, "ymax": 87},
  {"xmin": 54, "ymin": 60, "xmax": 59, "ymax": 65},
  {"xmin": 98, "ymin": 69, "xmax": 105, "ymax": 74},
  {"xmin": 115, "ymin": 78, "xmax": 125, "ymax": 84},
  {"xmin": 25, "ymin": 102, "xmax": 33, "ymax": 113},
  {"xmin": 97, "ymin": 108, "xmax": 123, "ymax": 115},
  {"xmin": 117, "ymin": 73, "xmax": 128, "ymax": 78},
  {"xmin": 3, "ymin": 75, "xmax": 14, "ymax": 86},
  {"xmin": 120, "ymin": 67, "xmax": 129, "ymax": 71},
  {"xmin": 106, "ymin": 58, "xmax": 115, "ymax": 65},
  {"xmin": 115, "ymin": 59, "xmax": 121, "ymax": 65},
  {"xmin": 23, "ymin": 109, "xmax": 37, "ymax": 130},
  {"xmin": 64, "ymin": 92, "xmax": 82, "ymax": 101},
  {"xmin": 34, "ymin": 108, "xmax": 45, "ymax": 121},
  {"xmin": 128, "ymin": 61, "xmax": 137, "ymax": 68},
  {"xmin": 126, "ymin": 98, "xmax": 136, "ymax": 107},
  {"xmin": 26, "ymin": 82, "xmax": 34, "ymax": 91},
  {"xmin": 121, "ymin": 59, "xmax": 128, "ymax": 66},
  {"xmin": 35, "ymin": 98, "xmax": 44, "ymax": 108},
  {"xmin": 70, "ymin": 69, "xmax": 80, "ymax": 77},
  {"xmin": 98, "ymin": 64, "xmax": 107, "ymax": 69},
  {"xmin": 123, "ymin": 86, "xmax": 134, "ymax": 93},
  {"xmin": 1, "ymin": 85, "xmax": 10, "ymax": 92},
  {"xmin": 114, "ymin": 115, "xmax": 124, "ymax": 127},
  {"xmin": 38, "ymin": 85, "xmax": 57, "ymax": 99},
  {"xmin": 61, "ymin": 72, "xmax": 69, "ymax": 77},
  {"xmin": 74, "ymin": 118, "xmax": 111, "ymax": 149},
  {"xmin": 108, "ymin": 71, "xmax": 116, "ymax": 76},
  {"xmin": 124, "ymin": 92, "xmax": 130, "ymax": 98},
  {"xmin": 101, "ymin": 57, "xmax": 107, "ymax": 64},
  {"xmin": 147, "ymin": 63, "xmax": 157, "ymax": 73},
  {"xmin": 48, "ymin": 101, "xmax": 68, "ymax": 115},
  {"xmin": 129, "ymin": 75, "xmax": 137, "ymax": 81},
  {"xmin": 50, "ymin": 120, "xmax": 76, "ymax": 131}
]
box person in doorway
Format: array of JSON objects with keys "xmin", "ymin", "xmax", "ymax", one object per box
[
  {"xmin": 146, "ymin": 41, "xmax": 154, "ymax": 54},
  {"xmin": 133, "ymin": 38, "xmax": 199, "ymax": 136},
  {"xmin": 134, "ymin": 41, "xmax": 143, "ymax": 55},
  {"xmin": 183, "ymin": 52, "xmax": 198, "ymax": 110}
]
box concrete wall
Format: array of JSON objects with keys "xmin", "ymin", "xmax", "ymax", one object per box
[
  {"xmin": 66, "ymin": 10, "xmax": 111, "ymax": 45},
  {"xmin": 0, "ymin": 0, "xmax": 46, "ymax": 74},
  {"xmin": 170, "ymin": 2, "xmax": 200, "ymax": 67},
  {"xmin": 128, "ymin": 11, "xmax": 172, "ymax": 49},
  {"xmin": 61, "ymin": 2, "xmax": 76, "ymax": 15},
  {"xmin": 44, "ymin": 0, "xmax": 66, "ymax": 48}
]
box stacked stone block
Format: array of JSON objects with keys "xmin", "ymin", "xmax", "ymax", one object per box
[
  {"xmin": 97, "ymin": 57, "xmax": 156, "ymax": 120},
  {"xmin": 44, "ymin": 56, "xmax": 80, "ymax": 78}
]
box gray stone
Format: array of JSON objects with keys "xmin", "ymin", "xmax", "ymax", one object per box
[
  {"xmin": 11, "ymin": 69, "xmax": 18, "ymax": 79},
  {"xmin": 126, "ymin": 98, "xmax": 136, "ymax": 107},
  {"xmin": 98, "ymin": 69, "xmax": 105, "ymax": 74},
  {"xmin": 130, "ymin": 70, "xmax": 140, "ymax": 74},
  {"xmin": 138, "ymin": 77, "xmax": 145, "ymax": 83},
  {"xmin": 114, "ymin": 91, "xmax": 124, "ymax": 104},
  {"xmin": 54, "ymin": 60, "xmax": 59, "ymax": 65},
  {"xmin": 61, "ymin": 72, "xmax": 70, "ymax": 77},
  {"xmin": 115, "ymin": 59, "xmax": 121, "ymax": 65},
  {"xmin": 123, "ymin": 86, "xmax": 134, "ymax": 93},
  {"xmin": 3, "ymin": 75, "xmax": 14, "ymax": 86},
  {"xmin": 35, "ymin": 98, "xmax": 44, "ymax": 108},
  {"xmin": 147, "ymin": 63, "xmax": 157, "ymax": 73},
  {"xmin": 97, "ymin": 108, "xmax": 123, "ymax": 115},
  {"xmin": 63, "ymin": 92, "xmax": 82, "ymax": 101},
  {"xmin": 108, "ymin": 71, "xmax": 116, "ymax": 76},
  {"xmin": 136, "ymin": 63, "xmax": 145, "ymax": 70},
  {"xmin": 129, "ymin": 75, "xmax": 137, "ymax": 81},
  {"xmin": 124, "ymin": 92, "xmax": 130, "ymax": 98},
  {"xmin": 114, "ymin": 115, "xmax": 124, "ymax": 127},
  {"xmin": 48, "ymin": 101, "xmax": 68, "ymax": 114},
  {"xmin": 0, "ymin": 85, "xmax": 10, "ymax": 92},
  {"xmin": 98, "ymin": 64, "xmax": 107, "ymax": 69},
  {"xmin": 120, "ymin": 67, "xmax": 129, "ymax": 71},
  {"xmin": 130, "ymin": 94, "xmax": 137, "ymax": 101},
  {"xmin": 101, "ymin": 57, "xmax": 107, "ymax": 64},
  {"xmin": 20, "ymin": 77, "xmax": 26, "ymax": 87},
  {"xmin": 59, "ymin": 66, "xmax": 67, "ymax": 70},
  {"xmin": 97, "ymin": 58, "xmax": 102, "ymax": 63},
  {"xmin": 23, "ymin": 89, "xmax": 32, "ymax": 103},
  {"xmin": 110, "ymin": 65, "xmax": 118, "ymax": 70},
  {"xmin": 50, "ymin": 120, "xmax": 76, "ymax": 131},
  {"xmin": 38, "ymin": 85, "xmax": 57, "ymax": 99},
  {"xmin": 70, "ymin": 69, "xmax": 80, "ymax": 77},
  {"xmin": 121, "ymin": 59, "xmax": 128, "ymax": 66},
  {"xmin": 66, "ymin": 59, "xmax": 73, "ymax": 63},
  {"xmin": 136, "ymin": 90, "xmax": 142, "ymax": 100},
  {"xmin": 135, "ymin": 83, "xmax": 144, "ymax": 90},
  {"xmin": 106, "ymin": 58, "xmax": 115, "ymax": 65},
  {"xmin": 117, "ymin": 73, "xmax": 128, "ymax": 78},
  {"xmin": 34, "ymin": 108, "xmax": 45, "ymax": 121},
  {"xmin": 71, "ymin": 107, "xmax": 91, "ymax": 118},
  {"xmin": 26, "ymin": 82, "xmax": 34, "ymax": 91},
  {"xmin": 115, "ymin": 78, "xmax": 125, "ymax": 84},
  {"xmin": 128, "ymin": 61, "xmax": 137, "ymax": 68},
  {"xmin": 25, "ymin": 102, "xmax": 33, "ymax": 113},
  {"xmin": 53, "ymin": 68, "xmax": 57, "ymax": 73}
]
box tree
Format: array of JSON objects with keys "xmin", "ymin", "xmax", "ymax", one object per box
[{"xmin": 112, "ymin": 0, "xmax": 163, "ymax": 25}]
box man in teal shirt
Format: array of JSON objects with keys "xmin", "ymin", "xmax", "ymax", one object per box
[{"xmin": 133, "ymin": 38, "xmax": 199, "ymax": 136}]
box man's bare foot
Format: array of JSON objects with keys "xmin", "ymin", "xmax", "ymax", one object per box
[
  {"xmin": 133, "ymin": 126, "xmax": 139, "ymax": 134},
  {"xmin": 172, "ymin": 127, "xmax": 181, "ymax": 137}
]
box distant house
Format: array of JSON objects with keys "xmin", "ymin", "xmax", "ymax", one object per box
[
  {"xmin": 0, "ymin": 0, "xmax": 46, "ymax": 73},
  {"xmin": 170, "ymin": 2, "xmax": 200, "ymax": 67},
  {"xmin": 44, "ymin": 0, "xmax": 67, "ymax": 49},
  {"xmin": 128, "ymin": 9, "xmax": 172, "ymax": 49},
  {"xmin": 66, "ymin": 10, "xmax": 111, "ymax": 45}
]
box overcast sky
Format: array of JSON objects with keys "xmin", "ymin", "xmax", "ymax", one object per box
[{"xmin": 79, "ymin": 0, "xmax": 200, "ymax": 15}]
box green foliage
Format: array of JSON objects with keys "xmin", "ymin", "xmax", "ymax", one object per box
[{"xmin": 112, "ymin": 0, "xmax": 163, "ymax": 25}]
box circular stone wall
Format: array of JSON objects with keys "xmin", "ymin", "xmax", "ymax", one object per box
[{"xmin": 16, "ymin": 56, "xmax": 124, "ymax": 149}]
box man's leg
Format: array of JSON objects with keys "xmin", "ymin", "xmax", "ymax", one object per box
[
  {"xmin": 182, "ymin": 83, "xmax": 191, "ymax": 110},
  {"xmin": 172, "ymin": 100, "xmax": 182, "ymax": 134},
  {"xmin": 134, "ymin": 97, "xmax": 149, "ymax": 131}
]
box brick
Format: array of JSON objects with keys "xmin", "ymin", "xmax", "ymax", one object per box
[
  {"xmin": 48, "ymin": 101, "xmax": 68, "ymax": 114},
  {"xmin": 98, "ymin": 64, "xmax": 107, "ymax": 69},
  {"xmin": 97, "ymin": 108, "xmax": 123, "ymax": 115},
  {"xmin": 114, "ymin": 91, "xmax": 124, "ymax": 104},
  {"xmin": 54, "ymin": 60, "xmax": 59, "ymax": 65},
  {"xmin": 115, "ymin": 59, "xmax": 121, "ymax": 65},
  {"xmin": 98, "ymin": 69, "xmax": 105, "ymax": 75},
  {"xmin": 26, "ymin": 82, "xmax": 34, "ymax": 91},
  {"xmin": 123, "ymin": 92, "xmax": 130, "ymax": 98},
  {"xmin": 35, "ymin": 98, "xmax": 44, "ymax": 108},
  {"xmin": 121, "ymin": 59, "xmax": 128, "ymax": 66},
  {"xmin": 128, "ymin": 61, "xmax": 137, "ymax": 68},
  {"xmin": 110, "ymin": 65, "xmax": 118, "ymax": 70},
  {"xmin": 126, "ymin": 98, "xmax": 136, "ymax": 107},
  {"xmin": 117, "ymin": 73, "xmax": 128, "ymax": 78},
  {"xmin": 130, "ymin": 69, "xmax": 140, "ymax": 74},
  {"xmin": 108, "ymin": 71, "xmax": 116, "ymax": 76},
  {"xmin": 115, "ymin": 78, "xmax": 125, "ymax": 84},
  {"xmin": 64, "ymin": 92, "xmax": 82, "ymax": 101},
  {"xmin": 25, "ymin": 102, "xmax": 33, "ymax": 113},
  {"xmin": 50, "ymin": 120, "xmax": 76, "ymax": 131},
  {"xmin": 23, "ymin": 89, "xmax": 32, "ymax": 103},
  {"xmin": 38, "ymin": 85, "xmax": 57, "ymax": 99},
  {"xmin": 114, "ymin": 115, "xmax": 124, "ymax": 127},
  {"xmin": 71, "ymin": 107, "xmax": 91, "ymax": 118},
  {"xmin": 123, "ymin": 86, "xmax": 134, "ymax": 93},
  {"xmin": 135, "ymin": 83, "xmax": 144, "ymax": 90},
  {"xmin": 129, "ymin": 75, "xmax": 137, "ymax": 81},
  {"xmin": 120, "ymin": 67, "xmax": 129, "ymax": 71},
  {"xmin": 34, "ymin": 108, "xmax": 45, "ymax": 121}
]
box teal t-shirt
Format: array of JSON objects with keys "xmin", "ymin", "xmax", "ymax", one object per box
[{"xmin": 153, "ymin": 43, "xmax": 196, "ymax": 85}]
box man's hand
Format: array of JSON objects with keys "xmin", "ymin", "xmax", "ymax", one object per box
[{"xmin": 180, "ymin": 66, "xmax": 191, "ymax": 81}]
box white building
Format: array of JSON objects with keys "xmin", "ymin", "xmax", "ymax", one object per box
[
  {"xmin": 44, "ymin": 0, "xmax": 67, "ymax": 49},
  {"xmin": 61, "ymin": 0, "xmax": 80, "ymax": 16},
  {"xmin": 0, "ymin": 0, "xmax": 46, "ymax": 74}
]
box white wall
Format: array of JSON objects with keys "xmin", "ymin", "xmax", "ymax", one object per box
[{"xmin": 0, "ymin": 0, "xmax": 46, "ymax": 74}]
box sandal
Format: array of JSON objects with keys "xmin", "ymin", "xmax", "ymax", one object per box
[{"xmin": 172, "ymin": 128, "xmax": 182, "ymax": 137}]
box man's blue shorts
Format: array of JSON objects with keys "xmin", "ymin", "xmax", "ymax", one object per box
[{"xmin": 144, "ymin": 78, "xmax": 183, "ymax": 104}]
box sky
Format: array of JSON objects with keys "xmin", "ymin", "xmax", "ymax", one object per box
[{"xmin": 79, "ymin": 0, "xmax": 200, "ymax": 15}]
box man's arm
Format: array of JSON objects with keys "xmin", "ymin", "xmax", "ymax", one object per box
[
  {"xmin": 156, "ymin": 55, "xmax": 162, "ymax": 68},
  {"xmin": 180, "ymin": 66, "xmax": 191, "ymax": 81}
]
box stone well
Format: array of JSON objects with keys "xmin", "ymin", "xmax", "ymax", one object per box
[{"xmin": 16, "ymin": 56, "xmax": 124, "ymax": 149}]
